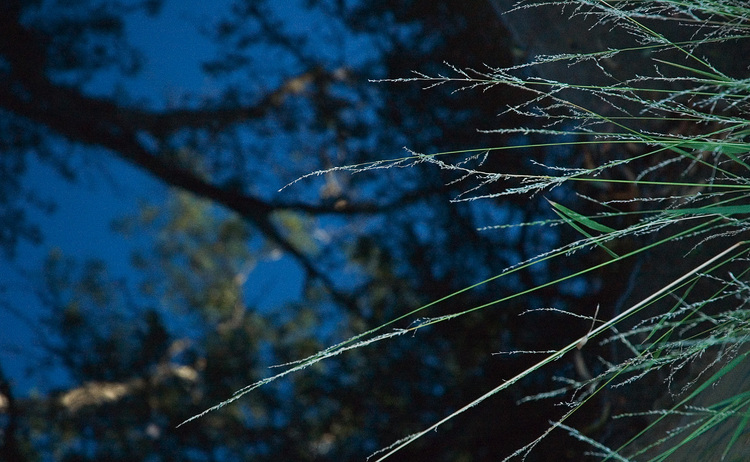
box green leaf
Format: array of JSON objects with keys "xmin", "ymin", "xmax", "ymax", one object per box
[
  {"xmin": 663, "ymin": 205, "xmax": 750, "ymax": 217},
  {"xmin": 547, "ymin": 200, "xmax": 617, "ymax": 233},
  {"xmin": 547, "ymin": 199, "xmax": 619, "ymax": 259},
  {"xmin": 683, "ymin": 141, "xmax": 750, "ymax": 156},
  {"xmin": 721, "ymin": 398, "xmax": 750, "ymax": 460}
]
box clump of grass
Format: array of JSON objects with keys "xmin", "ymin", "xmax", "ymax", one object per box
[
  {"xmin": 368, "ymin": 1, "xmax": 750, "ymax": 459},
  {"xmin": 185, "ymin": 0, "xmax": 750, "ymax": 459}
]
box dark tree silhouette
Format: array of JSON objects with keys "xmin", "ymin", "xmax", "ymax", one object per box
[{"xmin": 0, "ymin": 1, "xmax": 622, "ymax": 460}]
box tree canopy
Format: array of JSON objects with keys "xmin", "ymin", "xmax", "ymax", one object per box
[{"xmin": 3, "ymin": 0, "xmax": 732, "ymax": 460}]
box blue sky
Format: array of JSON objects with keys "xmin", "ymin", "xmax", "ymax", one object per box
[{"xmin": 0, "ymin": 0, "xmax": 309, "ymax": 395}]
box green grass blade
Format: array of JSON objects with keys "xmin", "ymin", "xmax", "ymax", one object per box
[
  {"xmin": 662, "ymin": 205, "xmax": 750, "ymax": 217},
  {"xmin": 547, "ymin": 200, "xmax": 617, "ymax": 233},
  {"xmin": 547, "ymin": 199, "xmax": 620, "ymax": 258},
  {"xmin": 547, "ymin": 199, "xmax": 620, "ymax": 259},
  {"xmin": 721, "ymin": 399, "xmax": 750, "ymax": 460}
]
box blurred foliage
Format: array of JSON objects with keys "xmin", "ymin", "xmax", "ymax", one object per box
[{"xmin": 0, "ymin": 0, "xmax": 644, "ymax": 460}]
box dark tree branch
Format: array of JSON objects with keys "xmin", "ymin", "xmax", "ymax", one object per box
[
  {"xmin": 0, "ymin": 8, "xmax": 367, "ymax": 310},
  {"xmin": 0, "ymin": 78, "xmax": 362, "ymax": 309},
  {"xmin": 0, "ymin": 3, "xmax": 460, "ymax": 313},
  {"xmin": 129, "ymin": 67, "xmax": 335, "ymax": 138},
  {"xmin": 0, "ymin": 367, "xmax": 25, "ymax": 462}
]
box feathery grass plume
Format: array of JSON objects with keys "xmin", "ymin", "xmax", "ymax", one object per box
[{"xmin": 186, "ymin": 0, "xmax": 750, "ymax": 459}]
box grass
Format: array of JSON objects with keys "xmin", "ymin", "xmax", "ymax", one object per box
[{"xmin": 185, "ymin": 0, "xmax": 750, "ymax": 459}]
